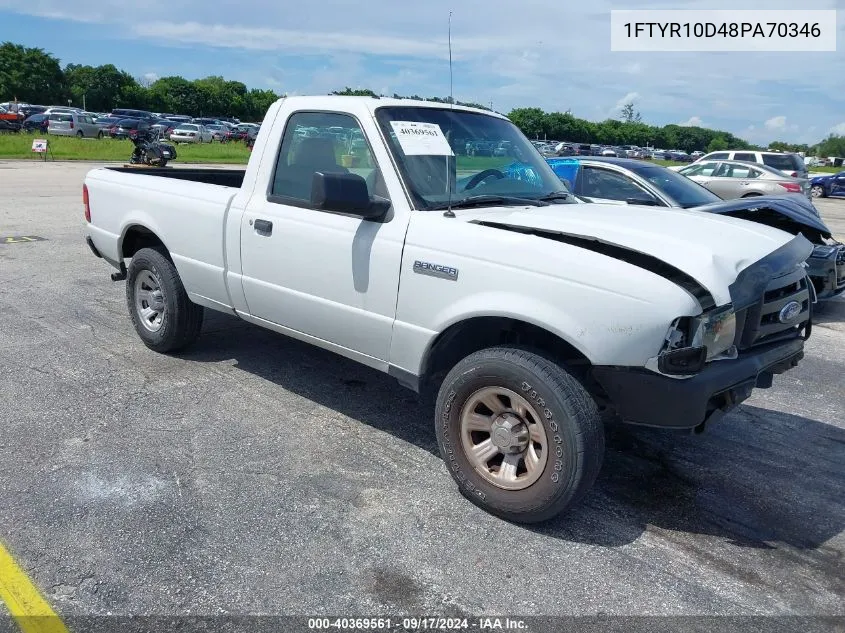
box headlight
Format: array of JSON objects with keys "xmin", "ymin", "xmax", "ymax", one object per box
[
  {"xmin": 812, "ymin": 244, "xmax": 838, "ymax": 258},
  {"xmin": 692, "ymin": 306, "xmax": 736, "ymax": 360}
]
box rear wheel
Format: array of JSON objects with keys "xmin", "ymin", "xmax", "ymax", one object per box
[
  {"xmin": 76, "ymin": 130, "xmax": 84, "ymax": 138},
  {"xmin": 126, "ymin": 247, "xmax": 203, "ymax": 353},
  {"xmin": 97, "ymin": 131, "xmax": 103, "ymax": 139},
  {"xmin": 435, "ymin": 347, "xmax": 604, "ymax": 523}
]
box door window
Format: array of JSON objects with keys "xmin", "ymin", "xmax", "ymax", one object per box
[
  {"xmin": 271, "ymin": 111, "xmax": 384, "ymax": 204},
  {"xmin": 714, "ymin": 163, "xmax": 755, "ymax": 178},
  {"xmin": 733, "ymin": 152, "xmax": 757, "ymax": 162},
  {"xmin": 680, "ymin": 161, "xmax": 718, "ymax": 177},
  {"xmin": 580, "ymin": 166, "xmax": 649, "ymax": 201}
]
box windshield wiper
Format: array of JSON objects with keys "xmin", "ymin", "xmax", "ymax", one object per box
[
  {"xmin": 429, "ymin": 195, "xmax": 548, "ymax": 210},
  {"xmin": 537, "ymin": 191, "xmax": 573, "ymax": 203}
]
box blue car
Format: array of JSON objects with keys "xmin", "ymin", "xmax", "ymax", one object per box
[{"xmin": 810, "ymin": 170, "xmax": 845, "ymax": 199}]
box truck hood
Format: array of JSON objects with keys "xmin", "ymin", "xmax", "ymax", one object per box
[
  {"xmin": 693, "ymin": 194, "xmax": 831, "ymax": 241},
  {"xmin": 457, "ymin": 202, "xmax": 809, "ymax": 308}
]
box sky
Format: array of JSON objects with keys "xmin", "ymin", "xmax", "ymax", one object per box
[{"xmin": 0, "ymin": 0, "xmax": 843, "ymax": 145}]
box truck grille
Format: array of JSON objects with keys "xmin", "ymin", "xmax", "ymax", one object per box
[{"xmin": 736, "ymin": 267, "xmax": 811, "ymax": 350}]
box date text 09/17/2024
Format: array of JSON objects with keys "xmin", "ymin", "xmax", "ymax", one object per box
[{"xmin": 307, "ymin": 617, "xmax": 528, "ymax": 630}]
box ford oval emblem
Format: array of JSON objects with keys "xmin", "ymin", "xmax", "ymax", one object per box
[{"xmin": 778, "ymin": 300, "xmax": 802, "ymax": 323}]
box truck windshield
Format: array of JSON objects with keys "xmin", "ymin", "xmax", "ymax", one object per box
[{"xmin": 375, "ymin": 106, "xmax": 576, "ymax": 210}]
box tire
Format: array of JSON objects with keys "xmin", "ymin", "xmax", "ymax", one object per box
[
  {"xmin": 741, "ymin": 192, "xmax": 762, "ymax": 198},
  {"xmin": 435, "ymin": 346, "xmax": 604, "ymax": 523},
  {"xmin": 97, "ymin": 131, "xmax": 103, "ymax": 139},
  {"xmin": 126, "ymin": 247, "xmax": 204, "ymax": 353},
  {"xmin": 811, "ymin": 185, "xmax": 825, "ymax": 198},
  {"xmin": 76, "ymin": 130, "xmax": 84, "ymax": 138}
]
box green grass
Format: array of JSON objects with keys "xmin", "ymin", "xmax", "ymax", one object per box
[{"xmin": 0, "ymin": 132, "xmax": 251, "ymax": 164}]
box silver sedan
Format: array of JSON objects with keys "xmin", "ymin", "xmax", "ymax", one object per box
[{"xmin": 678, "ymin": 159, "xmax": 810, "ymax": 199}]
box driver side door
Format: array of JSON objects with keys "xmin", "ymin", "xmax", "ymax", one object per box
[{"xmin": 239, "ymin": 110, "xmax": 408, "ymax": 362}]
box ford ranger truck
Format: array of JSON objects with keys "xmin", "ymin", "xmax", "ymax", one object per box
[{"xmin": 83, "ymin": 96, "xmax": 813, "ymax": 523}]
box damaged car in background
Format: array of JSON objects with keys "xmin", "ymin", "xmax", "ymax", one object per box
[{"xmin": 532, "ymin": 156, "xmax": 844, "ymax": 301}]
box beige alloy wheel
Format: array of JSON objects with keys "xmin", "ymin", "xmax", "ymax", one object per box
[{"xmin": 459, "ymin": 386, "xmax": 549, "ymax": 491}]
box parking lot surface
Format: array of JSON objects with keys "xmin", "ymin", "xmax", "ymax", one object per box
[{"xmin": 0, "ymin": 161, "xmax": 843, "ymax": 621}]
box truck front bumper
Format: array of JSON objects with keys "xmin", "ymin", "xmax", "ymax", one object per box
[{"xmin": 591, "ymin": 338, "xmax": 805, "ymax": 429}]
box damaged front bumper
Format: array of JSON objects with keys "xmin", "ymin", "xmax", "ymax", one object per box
[{"xmin": 592, "ymin": 338, "xmax": 805, "ymax": 430}]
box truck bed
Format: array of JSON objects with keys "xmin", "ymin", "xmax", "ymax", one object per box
[{"xmin": 107, "ymin": 167, "xmax": 246, "ymax": 189}]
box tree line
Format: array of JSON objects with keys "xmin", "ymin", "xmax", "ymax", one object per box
[
  {"xmin": 2, "ymin": 41, "xmax": 841, "ymax": 156},
  {"xmin": 0, "ymin": 42, "xmax": 278, "ymax": 120}
]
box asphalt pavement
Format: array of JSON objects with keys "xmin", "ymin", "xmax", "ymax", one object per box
[{"xmin": 0, "ymin": 161, "xmax": 843, "ymax": 626}]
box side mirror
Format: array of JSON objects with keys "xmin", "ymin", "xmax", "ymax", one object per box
[
  {"xmin": 626, "ymin": 193, "xmax": 660, "ymax": 206},
  {"xmin": 311, "ymin": 172, "xmax": 389, "ymax": 219}
]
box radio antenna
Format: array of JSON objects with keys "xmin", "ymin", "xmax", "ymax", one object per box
[
  {"xmin": 448, "ymin": 11, "xmax": 454, "ymax": 108},
  {"xmin": 444, "ymin": 10, "xmax": 456, "ymax": 218}
]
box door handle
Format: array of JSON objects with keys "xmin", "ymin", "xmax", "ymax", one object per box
[{"xmin": 253, "ymin": 219, "xmax": 273, "ymax": 236}]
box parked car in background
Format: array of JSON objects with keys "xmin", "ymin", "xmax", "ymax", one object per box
[
  {"xmin": 94, "ymin": 116, "xmax": 123, "ymax": 132},
  {"xmin": 545, "ymin": 157, "xmax": 720, "ymax": 208},
  {"xmin": 48, "ymin": 112, "xmax": 103, "ymax": 138},
  {"xmin": 667, "ymin": 150, "xmax": 693, "ymax": 162},
  {"xmin": 809, "ymin": 170, "xmax": 845, "ymax": 199},
  {"xmin": 111, "ymin": 108, "xmax": 156, "ymax": 121},
  {"xmin": 539, "ymin": 156, "xmax": 842, "ymax": 300},
  {"xmin": 110, "ymin": 118, "xmax": 152, "ymax": 139},
  {"xmin": 206, "ymin": 124, "xmax": 229, "ymax": 142},
  {"xmin": 691, "ymin": 151, "xmax": 705, "ymax": 159},
  {"xmin": 151, "ymin": 120, "xmax": 178, "ymax": 137},
  {"xmin": 0, "ymin": 106, "xmax": 22, "ymax": 131},
  {"xmin": 696, "ymin": 150, "xmax": 808, "ymax": 179},
  {"xmin": 170, "ymin": 123, "xmax": 213, "ymax": 143},
  {"xmin": 192, "ymin": 117, "xmax": 221, "ymax": 128},
  {"xmin": 678, "ymin": 159, "xmax": 810, "ymax": 200},
  {"xmin": 22, "ymin": 113, "xmax": 50, "ymax": 133},
  {"xmin": 43, "ymin": 106, "xmax": 82, "ymax": 115}
]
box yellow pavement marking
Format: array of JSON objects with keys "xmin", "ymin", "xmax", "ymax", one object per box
[{"xmin": 0, "ymin": 543, "xmax": 69, "ymax": 633}]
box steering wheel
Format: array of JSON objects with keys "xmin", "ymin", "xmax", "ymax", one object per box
[{"xmin": 464, "ymin": 168, "xmax": 506, "ymax": 190}]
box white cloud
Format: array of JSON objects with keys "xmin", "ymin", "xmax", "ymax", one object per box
[
  {"xmin": 613, "ymin": 92, "xmax": 640, "ymax": 112},
  {"xmin": 831, "ymin": 122, "xmax": 845, "ymax": 136},
  {"xmin": 764, "ymin": 115, "xmax": 787, "ymax": 131},
  {"xmin": 143, "ymin": 72, "xmax": 159, "ymax": 83},
  {"xmin": 679, "ymin": 116, "xmax": 704, "ymax": 127}
]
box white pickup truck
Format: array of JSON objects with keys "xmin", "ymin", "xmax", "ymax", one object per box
[{"xmin": 84, "ymin": 96, "xmax": 813, "ymax": 522}]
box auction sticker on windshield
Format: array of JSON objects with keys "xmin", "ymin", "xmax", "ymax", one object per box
[{"xmin": 390, "ymin": 121, "xmax": 454, "ymax": 156}]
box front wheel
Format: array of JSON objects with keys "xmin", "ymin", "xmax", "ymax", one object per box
[
  {"xmin": 811, "ymin": 185, "xmax": 825, "ymax": 198},
  {"xmin": 435, "ymin": 347, "xmax": 604, "ymax": 523},
  {"xmin": 126, "ymin": 247, "xmax": 204, "ymax": 353}
]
